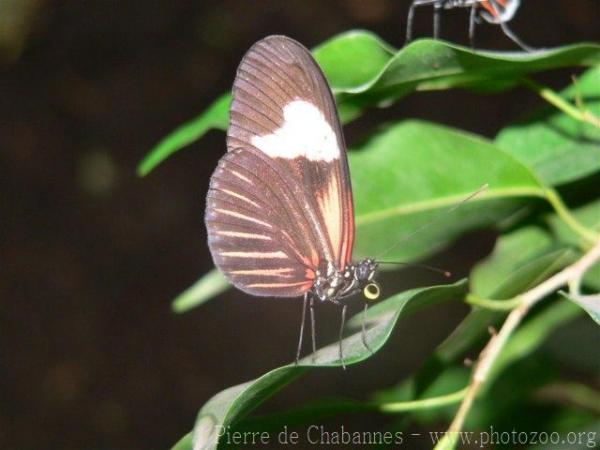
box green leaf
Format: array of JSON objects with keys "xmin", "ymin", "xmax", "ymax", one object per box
[
  {"xmin": 496, "ymin": 65, "xmax": 600, "ymax": 186},
  {"xmin": 549, "ymin": 198, "xmax": 600, "ymax": 247},
  {"xmin": 392, "ymin": 301, "xmax": 584, "ymax": 436},
  {"xmin": 313, "ymin": 30, "xmax": 394, "ymax": 92},
  {"xmin": 470, "ymin": 226, "xmax": 554, "ymax": 297},
  {"xmin": 489, "ymin": 299, "xmax": 583, "ymax": 385},
  {"xmin": 171, "ymin": 269, "xmax": 229, "ymax": 313},
  {"xmin": 350, "ymin": 120, "xmax": 546, "ymax": 261},
  {"xmin": 171, "ymin": 433, "xmax": 192, "ymax": 450},
  {"xmin": 559, "ymin": 291, "xmax": 600, "ymax": 326},
  {"xmin": 470, "ymin": 226, "xmax": 576, "ymax": 299},
  {"xmin": 188, "ymin": 281, "xmax": 466, "ymax": 450},
  {"xmin": 548, "ymin": 198, "xmax": 600, "ymax": 290},
  {"xmin": 372, "ymin": 366, "xmax": 469, "ymax": 421},
  {"xmin": 407, "ymin": 233, "xmax": 582, "ymax": 404},
  {"xmin": 236, "ymin": 386, "xmax": 467, "ymax": 435},
  {"xmin": 344, "ymin": 40, "xmax": 600, "ymax": 102},
  {"xmin": 396, "ymin": 301, "xmax": 584, "ymax": 434},
  {"xmin": 137, "ymin": 95, "xmax": 230, "ymax": 176},
  {"xmin": 466, "ymin": 356, "xmax": 560, "ymax": 431},
  {"xmin": 138, "ymin": 31, "xmax": 600, "ymax": 175},
  {"xmin": 544, "ymin": 314, "xmax": 600, "ymax": 373}
]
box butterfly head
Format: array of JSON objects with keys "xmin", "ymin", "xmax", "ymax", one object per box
[
  {"xmin": 311, "ymin": 259, "xmax": 379, "ymax": 303},
  {"xmin": 353, "ymin": 258, "xmax": 380, "ymax": 302}
]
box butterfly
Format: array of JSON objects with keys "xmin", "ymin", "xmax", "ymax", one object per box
[
  {"xmin": 406, "ymin": 0, "xmax": 533, "ymax": 51},
  {"xmin": 204, "ymin": 35, "xmax": 380, "ymax": 368}
]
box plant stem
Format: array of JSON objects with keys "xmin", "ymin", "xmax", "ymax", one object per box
[
  {"xmin": 436, "ymin": 238, "xmax": 600, "ymax": 450},
  {"xmin": 378, "ymin": 387, "xmax": 467, "ymax": 413},
  {"xmin": 521, "ymin": 77, "xmax": 600, "ymax": 129},
  {"xmin": 544, "ymin": 188, "xmax": 598, "ymax": 245}
]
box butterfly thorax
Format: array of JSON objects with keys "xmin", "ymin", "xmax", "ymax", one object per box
[{"xmin": 311, "ymin": 258, "xmax": 379, "ymax": 304}]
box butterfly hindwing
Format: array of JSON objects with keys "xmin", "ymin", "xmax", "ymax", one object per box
[{"xmin": 206, "ymin": 147, "xmax": 319, "ymax": 297}]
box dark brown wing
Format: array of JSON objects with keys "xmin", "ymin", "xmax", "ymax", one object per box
[
  {"xmin": 226, "ymin": 35, "xmax": 354, "ymax": 270},
  {"xmin": 206, "ymin": 147, "xmax": 319, "ymax": 297}
]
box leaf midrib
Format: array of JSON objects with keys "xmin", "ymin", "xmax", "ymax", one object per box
[{"xmin": 356, "ymin": 186, "xmax": 545, "ymax": 226}]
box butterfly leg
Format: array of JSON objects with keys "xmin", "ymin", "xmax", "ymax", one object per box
[
  {"xmin": 338, "ymin": 303, "xmax": 348, "ymax": 370},
  {"xmin": 486, "ymin": 0, "xmax": 534, "ymax": 52},
  {"xmin": 310, "ymin": 295, "xmax": 317, "ymax": 362},
  {"xmin": 469, "ymin": 3, "xmax": 477, "ymax": 49},
  {"xmin": 433, "ymin": 1, "xmax": 442, "ymax": 39},
  {"xmin": 295, "ymin": 292, "xmax": 309, "ymax": 365},
  {"xmin": 361, "ymin": 303, "xmax": 374, "ymax": 355},
  {"xmin": 498, "ymin": 20, "xmax": 534, "ymax": 52},
  {"xmin": 406, "ymin": 0, "xmax": 440, "ymax": 44}
]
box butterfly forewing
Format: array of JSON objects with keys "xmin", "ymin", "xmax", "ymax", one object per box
[
  {"xmin": 206, "ymin": 35, "xmax": 354, "ymax": 297},
  {"xmin": 228, "ymin": 35, "xmax": 354, "ymax": 269}
]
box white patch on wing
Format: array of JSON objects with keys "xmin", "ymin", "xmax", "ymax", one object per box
[{"xmin": 251, "ymin": 100, "xmax": 340, "ymax": 162}]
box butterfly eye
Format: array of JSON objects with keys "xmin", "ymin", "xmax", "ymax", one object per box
[{"xmin": 363, "ymin": 282, "xmax": 380, "ymax": 301}]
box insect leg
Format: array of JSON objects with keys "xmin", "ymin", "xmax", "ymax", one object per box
[
  {"xmin": 498, "ymin": 20, "xmax": 534, "ymax": 52},
  {"xmin": 338, "ymin": 303, "xmax": 347, "ymax": 370},
  {"xmin": 487, "ymin": 0, "xmax": 534, "ymax": 52},
  {"xmin": 469, "ymin": 3, "xmax": 477, "ymax": 49},
  {"xmin": 433, "ymin": 1, "xmax": 442, "ymax": 39},
  {"xmin": 361, "ymin": 303, "xmax": 374, "ymax": 354},
  {"xmin": 310, "ymin": 295, "xmax": 317, "ymax": 360},
  {"xmin": 406, "ymin": 0, "xmax": 440, "ymax": 44},
  {"xmin": 295, "ymin": 292, "xmax": 308, "ymax": 364}
]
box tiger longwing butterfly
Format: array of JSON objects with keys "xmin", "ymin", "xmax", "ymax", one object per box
[
  {"xmin": 406, "ymin": 0, "xmax": 533, "ymax": 52},
  {"xmin": 205, "ymin": 35, "xmax": 379, "ymax": 368}
]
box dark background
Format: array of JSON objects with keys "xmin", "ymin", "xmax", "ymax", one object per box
[{"xmin": 2, "ymin": 1, "xmax": 599, "ymax": 449}]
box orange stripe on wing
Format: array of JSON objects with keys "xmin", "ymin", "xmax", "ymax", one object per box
[
  {"xmin": 305, "ymin": 268, "xmax": 316, "ymax": 280},
  {"xmin": 340, "ymin": 193, "xmax": 354, "ymax": 266},
  {"xmin": 230, "ymin": 169, "xmax": 253, "ymax": 184},
  {"xmin": 316, "ymin": 174, "xmax": 342, "ymax": 264},
  {"xmin": 214, "ymin": 230, "xmax": 272, "ymax": 240},
  {"xmin": 214, "ymin": 208, "xmax": 273, "ymax": 228},
  {"xmin": 218, "ymin": 188, "xmax": 261, "ymax": 208}
]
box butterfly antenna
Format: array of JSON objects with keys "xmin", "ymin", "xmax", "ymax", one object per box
[
  {"xmin": 376, "ymin": 183, "xmax": 489, "ymax": 259},
  {"xmin": 378, "ymin": 260, "xmax": 451, "ymax": 278}
]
